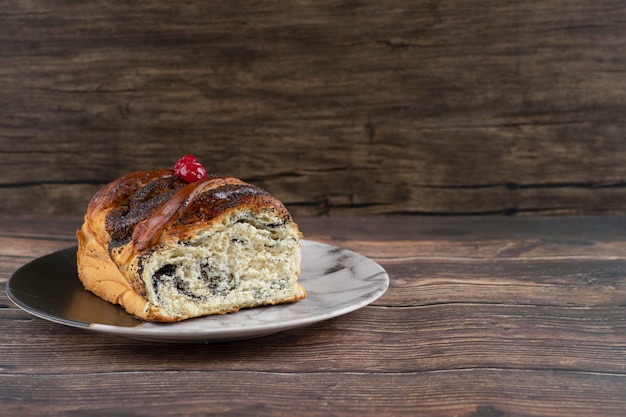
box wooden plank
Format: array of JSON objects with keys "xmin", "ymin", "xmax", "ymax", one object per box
[
  {"xmin": 298, "ymin": 215, "xmax": 626, "ymax": 244},
  {"xmin": 3, "ymin": 214, "xmax": 626, "ymax": 245},
  {"xmin": 1, "ymin": 304, "xmax": 625, "ymax": 375},
  {"xmin": 381, "ymin": 258, "xmax": 626, "ymax": 307},
  {"xmin": 1, "ymin": 369, "xmax": 625, "ymax": 417},
  {"xmin": 2, "ymin": 1, "xmax": 626, "ymax": 216}
]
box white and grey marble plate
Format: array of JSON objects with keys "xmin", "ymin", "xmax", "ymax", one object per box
[{"xmin": 6, "ymin": 240, "xmax": 389, "ymax": 343}]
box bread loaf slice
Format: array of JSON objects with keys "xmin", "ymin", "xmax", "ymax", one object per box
[{"xmin": 76, "ymin": 168, "xmax": 305, "ymax": 322}]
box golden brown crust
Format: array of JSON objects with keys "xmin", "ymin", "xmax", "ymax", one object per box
[
  {"xmin": 77, "ymin": 218, "xmax": 156, "ymax": 320},
  {"xmin": 76, "ymin": 168, "xmax": 302, "ymax": 322}
]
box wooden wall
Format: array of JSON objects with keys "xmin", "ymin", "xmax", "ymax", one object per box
[{"xmin": 2, "ymin": 1, "xmax": 626, "ymax": 217}]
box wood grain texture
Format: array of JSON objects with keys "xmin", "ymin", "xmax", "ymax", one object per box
[
  {"xmin": 2, "ymin": 370, "xmax": 625, "ymax": 417},
  {"xmin": 1, "ymin": 215, "xmax": 626, "ymax": 416},
  {"xmin": 2, "ymin": 1, "xmax": 626, "ymax": 216}
]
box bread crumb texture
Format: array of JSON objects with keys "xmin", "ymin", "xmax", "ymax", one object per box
[{"xmin": 138, "ymin": 210, "xmax": 304, "ymax": 321}]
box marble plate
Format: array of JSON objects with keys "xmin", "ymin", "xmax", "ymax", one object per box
[{"xmin": 6, "ymin": 240, "xmax": 389, "ymax": 343}]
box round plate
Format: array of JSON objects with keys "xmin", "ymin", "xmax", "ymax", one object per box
[{"xmin": 6, "ymin": 240, "xmax": 389, "ymax": 343}]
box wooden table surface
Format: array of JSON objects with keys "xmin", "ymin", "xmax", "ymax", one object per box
[{"xmin": 1, "ymin": 214, "xmax": 625, "ymax": 416}]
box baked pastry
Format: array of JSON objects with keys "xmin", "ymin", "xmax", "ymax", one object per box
[{"xmin": 76, "ymin": 155, "xmax": 305, "ymax": 322}]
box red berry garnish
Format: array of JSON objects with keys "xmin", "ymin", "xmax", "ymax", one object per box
[{"xmin": 173, "ymin": 155, "xmax": 207, "ymax": 183}]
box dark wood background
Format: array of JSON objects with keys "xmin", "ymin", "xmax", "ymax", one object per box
[{"xmin": 2, "ymin": 1, "xmax": 626, "ymax": 217}]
